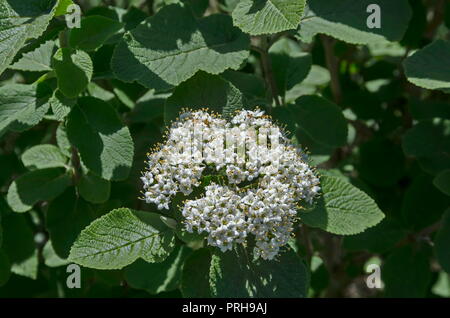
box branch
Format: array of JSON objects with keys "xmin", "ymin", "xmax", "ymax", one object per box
[
  {"xmin": 426, "ymin": 0, "xmax": 445, "ymax": 39},
  {"xmin": 268, "ymin": 30, "xmax": 290, "ymax": 48},
  {"xmin": 300, "ymin": 225, "xmax": 314, "ymax": 264},
  {"xmin": 416, "ymin": 221, "xmax": 442, "ymax": 241},
  {"xmin": 321, "ymin": 35, "xmax": 342, "ymax": 104},
  {"xmin": 208, "ymin": 0, "xmax": 221, "ymax": 14},
  {"xmin": 250, "ymin": 44, "xmax": 264, "ymax": 55},
  {"xmin": 256, "ymin": 36, "xmax": 281, "ymax": 108},
  {"xmin": 396, "ymin": 221, "xmax": 442, "ymax": 248}
]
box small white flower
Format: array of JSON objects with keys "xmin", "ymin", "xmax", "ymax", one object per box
[{"xmin": 141, "ymin": 109, "xmax": 320, "ymax": 260}]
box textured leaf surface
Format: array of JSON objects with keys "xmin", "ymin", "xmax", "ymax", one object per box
[
  {"xmin": 52, "ymin": 48, "xmax": 93, "ymax": 98},
  {"xmin": 165, "ymin": 72, "xmax": 244, "ymax": 124},
  {"xmin": 404, "ymin": 40, "xmax": 450, "ymax": 92},
  {"xmin": 300, "ymin": 176, "xmax": 385, "ymax": 235},
  {"xmin": 56, "ymin": 123, "xmax": 71, "ymax": 157},
  {"xmin": 210, "ymin": 246, "xmax": 309, "ymax": 297},
  {"xmin": 299, "ymin": 0, "xmax": 412, "ymax": 45},
  {"xmin": 232, "ymin": 0, "xmax": 306, "ymax": 35},
  {"xmin": 221, "ymin": 70, "xmax": 267, "ymax": 107},
  {"xmin": 435, "ymin": 209, "xmax": 450, "ymax": 273},
  {"xmin": 0, "ymin": 83, "xmax": 52, "ymax": 136},
  {"xmin": 49, "ymin": 90, "xmax": 77, "ymax": 122},
  {"xmin": 112, "ymin": 3, "xmax": 249, "ymax": 90},
  {"xmin": 66, "ymin": 97, "xmax": 134, "ymax": 181},
  {"xmin": 10, "ymin": 40, "xmax": 56, "ymax": 72},
  {"xmin": 6, "ymin": 168, "xmax": 71, "ymax": 213},
  {"xmin": 69, "ymin": 208, "xmax": 175, "ymax": 269},
  {"xmin": 0, "ymin": 0, "xmax": 58, "ymax": 75},
  {"xmin": 21, "ymin": 144, "xmax": 67, "ymax": 170},
  {"xmin": 125, "ymin": 245, "xmax": 191, "ymax": 294},
  {"xmin": 69, "ymin": 15, "xmax": 123, "ymax": 51}
]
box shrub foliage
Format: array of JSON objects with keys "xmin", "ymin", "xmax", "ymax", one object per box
[{"xmin": 0, "ymin": 0, "xmax": 449, "ymax": 298}]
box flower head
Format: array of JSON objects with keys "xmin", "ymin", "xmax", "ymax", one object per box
[{"xmin": 141, "ymin": 109, "xmax": 320, "ymax": 260}]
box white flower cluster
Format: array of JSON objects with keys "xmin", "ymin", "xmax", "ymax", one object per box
[{"xmin": 141, "ymin": 109, "xmax": 320, "ymax": 260}]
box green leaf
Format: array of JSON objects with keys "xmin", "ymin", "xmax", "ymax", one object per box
[
  {"xmin": 125, "ymin": 245, "xmax": 191, "ymax": 294},
  {"xmin": 42, "ymin": 240, "xmax": 69, "ymax": 267},
  {"xmin": 402, "ymin": 120, "xmax": 450, "ymax": 175},
  {"xmin": 181, "ymin": 248, "xmax": 212, "ymax": 297},
  {"xmin": 290, "ymin": 95, "xmax": 348, "ymax": 148},
  {"xmin": 66, "ymin": 97, "xmax": 134, "ymax": 181},
  {"xmin": 54, "ymin": 0, "xmax": 74, "ymax": 16},
  {"xmin": 432, "ymin": 271, "xmax": 450, "ymax": 297},
  {"xmin": 299, "ymin": 0, "xmax": 412, "ymax": 45},
  {"xmin": 21, "ymin": 144, "xmax": 67, "ymax": 170},
  {"xmin": 404, "ymin": 40, "xmax": 450, "ymax": 92},
  {"xmin": 0, "ymin": 83, "xmax": 52, "ymax": 136},
  {"xmin": 231, "ymin": 0, "xmax": 306, "ymax": 35},
  {"xmin": 11, "ymin": 250, "xmax": 38, "ymax": 280},
  {"xmin": 401, "ymin": 174, "xmax": 450, "ymax": 231},
  {"xmin": 269, "ymin": 39, "xmax": 312, "ymax": 97},
  {"xmin": 210, "ymin": 246, "xmax": 309, "ymax": 297},
  {"xmin": 49, "ymin": 90, "xmax": 77, "ymax": 122},
  {"xmin": 10, "ymin": 40, "xmax": 56, "ymax": 72},
  {"xmin": 112, "ymin": 3, "xmax": 249, "ymax": 90},
  {"xmin": 2, "ymin": 213, "xmax": 38, "ymax": 280},
  {"xmin": 383, "ymin": 245, "xmax": 431, "ymax": 297},
  {"xmin": 0, "ymin": 249, "xmax": 11, "ymax": 286},
  {"xmin": 221, "ymin": 70, "xmax": 267, "ymax": 107},
  {"xmin": 128, "ymin": 96, "xmax": 165, "ymax": 124},
  {"xmin": 6, "ymin": 168, "xmax": 71, "ymax": 213},
  {"xmin": 85, "ymin": 6, "xmax": 147, "ymax": 36},
  {"xmin": 434, "ymin": 170, "xmax": 450, "ymax": 196},
  {"xmin": 0, "ymin": 0, "xmax": 58, "ymax": 76},
  {"xmin": 300, "ymin": 175, "xmax": 385, "ymax": 235},
  {"xmin": 68, "ymin": 208, "xmax": 175, "ymax": 269},
  {"xmin": 52, "ymin": 48, "xmax": 93, "ymax": 98},
  {"xmin": 435, "ymin": 209, "xmax": 450, "ymax": 273},
  {"xmin": 47, "ymin": 187, "xmax": 97, "ymax": 259},
  {"xmin": 78, "ymin": 172, "xmax": 111, "ymax": 204},
  {"xmin": 165, "ymin": 72, "xmax": 244, "ymax": 124},
  {"xmin": 56, "ymin": 123, "xmax": 71, "ymax": 157},
  {"xmin": 285, "ymin": 65, "xmax": 330, "ymax": 103},
  {"xmin": 69, "ymin": 15, "xmax": 123, "ymax": 51}
]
